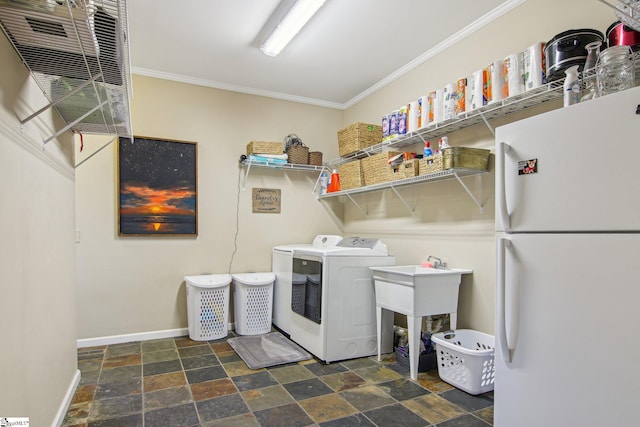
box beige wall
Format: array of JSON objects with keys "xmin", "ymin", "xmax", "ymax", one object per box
[
  {"xmin": 0, "ymin": 36, "xmax": 78, "ymax": 426},
  {"xmin": 75, "ymin": 76, "xmax": 344, "ymax": 340},
  {"xmin": 342, "ymin": 0, "xmax": 613, "ymax": 333},
  {"xmin": 75, "ymin": 0, "xmax": 615, "ymax": 342}
]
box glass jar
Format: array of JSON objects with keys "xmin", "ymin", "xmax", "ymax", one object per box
[{"xmin": 596, "ymin": 45, "xmax": 635, "ymax": 97}]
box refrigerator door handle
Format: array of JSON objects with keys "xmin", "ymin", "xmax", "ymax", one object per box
[
  {"xmin": 496, "ymin": 142, "xmax": 511, "ymax": 232},
  {"xmin": 497, "ymin": 236, "xmax": 512, "ymax": 363}
]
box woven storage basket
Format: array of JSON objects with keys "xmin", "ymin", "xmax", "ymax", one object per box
[
  {"xmin": 401, "ymin": 159, "xmax": 420, "ymax": 178},
  {"xmin": 247, "ymin": 141, "xmax": 283, "ymax": 155},
  {"xmin": 362, "ymin": 151, "xmax": 402, "ymax": 186},
  {"xmin": 419, "ymin": 154, "xmax": 444, "ymax": 175},
  {"xmin": 442, "ymin": 147, "xmax": 490, "ymax": 171},
  {"xmin": 308, "ymin": 151, "xmax": 323, "ymax": 166},
  {"xmin": 338, "ymin": 160, "xmax": 364, "ymax": 190},
  {"xmin": 338, "ymin": 122, "xmax": 383, "ymax": 157},
  {"xmin": 286, "ymin": 146, "xmax": 310, "ymax": 164}
]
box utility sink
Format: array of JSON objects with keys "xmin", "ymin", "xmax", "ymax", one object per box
[
  {"xmin": 371, "ymin": 264, "xmax": 473, "ymax": 380},
  {"xmin": 370, "ymin": 265, "xmax": 473, "ymax": 318},
  {"xmin": 370, "ymin": 265, "xmax": 472, "ymax": 283}
]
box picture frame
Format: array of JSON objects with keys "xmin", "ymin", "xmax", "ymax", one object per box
[
  {"xmin": 118, "ymin": 136, "xmax": 197, "ymax": 236},
  {"xmin": 252, "ymin": 188, "xmax": 281, "ymax": 213}
]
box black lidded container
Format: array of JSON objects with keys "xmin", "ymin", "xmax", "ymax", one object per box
[{"xmin": 545, "ymin": 29, "xmax": 604, "ymax": 82}]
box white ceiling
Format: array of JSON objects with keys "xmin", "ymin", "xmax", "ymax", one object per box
[{"xmin": 128, "ymin": 0, "xmax": 516, "ymax": 109}]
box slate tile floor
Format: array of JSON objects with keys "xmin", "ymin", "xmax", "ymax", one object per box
[{"xmin": 62, "ymin": 332, "xmax": 493, "ymax": 427}]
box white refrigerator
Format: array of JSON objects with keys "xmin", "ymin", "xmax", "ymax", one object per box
[{"xmin": 495, "ymin": 86, "xmax": 640, "ymax": 426}]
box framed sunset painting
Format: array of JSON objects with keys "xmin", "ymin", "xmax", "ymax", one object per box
[{"xmin": 118, "ymin": 136, "xmax": 197, "ymax": 236}]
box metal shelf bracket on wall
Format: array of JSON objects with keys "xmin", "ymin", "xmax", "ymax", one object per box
[
  {"xmin": 345, "ymin": 193, "xmax": 368, "ymax": 216},
  {"xmin": 478, "ymin": 110, "xmax": 495, "ymax": 136},
  {"xmin": 240, "ymin": 160, "xmax": 253, "ymax": 191},
  {"xmin": 452, "ymin": 171, "xmax": 485, "ymax": 213},
  {"xmin": 74, "ymin": 135, "xmax": 117, "ymax": 168},
  {"xmin": 389, "ymin": 185, "xmax": 415, "ymax": 215}
]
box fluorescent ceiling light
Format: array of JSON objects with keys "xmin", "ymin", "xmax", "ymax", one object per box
[{"xmin": 261, "ymin": 0, "xmax": 326, "ymax": 57}]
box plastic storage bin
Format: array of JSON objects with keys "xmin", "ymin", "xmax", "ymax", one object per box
[
  {"xmin": 396, "ymin": 347, "xmax": 438, "ymax": 373},
  {"xmin": 184, "ymin": 274, "xmax": 232, "ymax": 341},
  {"xmin": 432, "ymin": 329, "xmax": 495, "ymax": 395},
  {"xmin": 232, "ymin": 272, "xmax": 275, "ymax": 335}
]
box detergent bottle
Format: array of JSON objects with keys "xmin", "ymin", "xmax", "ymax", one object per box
[
  {"xmin": 423, "ymin": 141, "xmax": 433, "ymax": 158},
  {"xmin": 439, "ymin": 136, "xmax": 450, "ymax": 151},
  {"xmin": 327, "ymin": 169, "xmax": 341, "ymax": 193},
  {"xmin": 319, "ymin": 170, "xmax": 329, "ymax": 195}
]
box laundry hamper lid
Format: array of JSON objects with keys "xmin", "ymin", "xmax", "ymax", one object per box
[
  {"xmin": 184, "ymin": 274, "xmax": 232, "ymax": 288},
  {"xmin": 232, "ymin": 272, "xmax": 276, "ymax": 286}
]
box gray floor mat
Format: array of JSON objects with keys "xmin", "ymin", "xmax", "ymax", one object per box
[{"xmin": 227, "ymin": 331, "xmax": 312, "ymax": 369}]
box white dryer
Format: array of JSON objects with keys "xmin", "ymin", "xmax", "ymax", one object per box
[
  {"xmin": 289, "ymin": 237, "xmax": 395, "ymax": 363},
  {"xmin": 271, "ymin": 235, "xmax": 342, "ymax": 335}
]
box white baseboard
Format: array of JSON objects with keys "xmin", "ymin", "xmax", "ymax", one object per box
[
  {"xmin": 76, "ymin": 324, "xmax": 235, "ymax": 348},
  {"xmin": 52, "ymin": 369, "xmax": 80, "ymax": 427},
  {"xmin": 77, "ymin": 328, "xmax": 189, "ymax": 348}
]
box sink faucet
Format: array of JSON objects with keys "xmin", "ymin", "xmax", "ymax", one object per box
[{"xmin": 427, "ymin": 256, "xmax": 448, "ymax": 269}]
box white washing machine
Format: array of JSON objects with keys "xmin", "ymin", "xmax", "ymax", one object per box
[
  {"xmin": 289, "ymin": 237, "xmax": 396, "ymax": 363},
  {"xmin": 271, "ymin": 235, "xmax": 342, "ymax": 335}
]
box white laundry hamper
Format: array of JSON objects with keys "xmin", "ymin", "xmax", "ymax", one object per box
[
  {"xmin": 432, "ymin": 329, "xmax": 495, "ymax": 395},
  {"xmin": 184, "ymin": 274, "xmax": 232, "ymax": 341},
  {"xmin": 232, "ymin": 272, "xmax": 275, "ymax": 335}
]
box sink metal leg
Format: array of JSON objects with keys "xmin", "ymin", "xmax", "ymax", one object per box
[
  {"xmin": 407, "ymin": 315, "xmax": 422, "ymax": 381},
  {"xmin": 450, "ymin": 312, "xmax": 457, "ymax": 330},
  {"xmin": 376, "ymin": 306, "xmax": 383, "ymax": 362}
]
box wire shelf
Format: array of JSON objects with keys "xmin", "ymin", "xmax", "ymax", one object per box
[
  {"xmin": 326, "ymin": 80, "xmax": 565, "ymax": 167},
  {"xmin": 0, "ymin": 0, "xmax": 132, "ymax": 138},
  {"xmin": 327, "ymin": 48, "xmax": 640, "ymax": 168},
  {"xmin": 319, "ymin": 167, "xmax": 489, "ymax": 214},
  {"xmin": 319, "ymin": 168, "xmax": 487, "ymax": 198},
  {"xmin": 239, "ymin": 159, "xmax": 325, "ymax": 191},
  {"xmin": 239, "ymin": 160, "xmax": 325, "ymax": 172}
]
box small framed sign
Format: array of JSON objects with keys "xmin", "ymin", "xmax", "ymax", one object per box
[{"xmin": 252, "ymin": 188, "xmax": 281, "ymax": 213}]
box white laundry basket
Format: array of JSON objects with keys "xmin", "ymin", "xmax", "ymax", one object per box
[
  {"xmin": 184, "ymin": 274, "xmax": 231, "ymax": 341},
  {"xmin": 232, "ymin": 272, "xmax": 275, "ymax": 336},
  {"xmin": 432, "ymin": 329, "xmax": 495, "ymax": 395}
]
